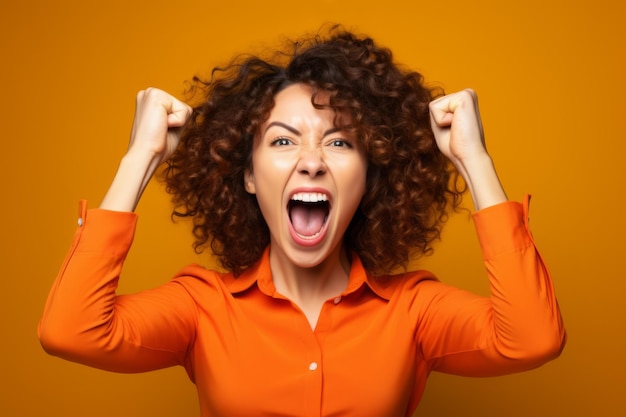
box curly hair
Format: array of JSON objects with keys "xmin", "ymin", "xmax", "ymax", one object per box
[{"xmin": 160, "ymin": 26, "xmax": 464, "ymax": 276}]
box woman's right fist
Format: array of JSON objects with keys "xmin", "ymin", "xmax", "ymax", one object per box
[{"xmin": 128, "ymin": 88, "xmax": 193, "ymax": 165}]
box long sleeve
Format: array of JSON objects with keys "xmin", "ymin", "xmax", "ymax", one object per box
[
  {"xmin": 414, "ymin": 196, "xmax": 566, "ymax": 376},
  {"xmin": 38, "ymin": 201, "xmax": 197, "ymax": 373}
]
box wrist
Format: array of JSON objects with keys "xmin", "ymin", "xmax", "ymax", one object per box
[
  {"xmin": 99, "ymin": 152, "xmax": 161, "ymax": 212},
  {"xmin": 122, "ymin": 147, "xmax": 163, "ymax": 170},
  {"xmin": 457, "ymin": 153, "xmax": 507, "ymax": 211},
  {"xmin": 455, "ymin": 151, "xmax": 493, "ymax": 175}
]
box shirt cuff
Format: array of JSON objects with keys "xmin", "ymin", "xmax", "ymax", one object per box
[
  {"xmin": 73, "ymin": 200, "xmax": 138, "ymax": 257},
  {"xmin": 471, "ymin": 194, "xmax": 534, "ymax": 261}
]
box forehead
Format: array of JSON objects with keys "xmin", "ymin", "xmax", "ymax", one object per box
[
  {"xmin": 271, "ymin": 83, "xmax": 328, "ymax": 110},
  {"xmin": 262, "ymin": 83, "xmax": 347, "ymax": 130}
]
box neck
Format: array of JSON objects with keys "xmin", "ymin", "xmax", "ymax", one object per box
[{"xmin": 269, "ymin": 244, "xmax": 351, "ymax": 307}]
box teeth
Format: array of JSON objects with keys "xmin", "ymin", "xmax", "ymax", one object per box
[{"xmin": 290, "ymin": 192, "xmax": 328, "ymax": 203}]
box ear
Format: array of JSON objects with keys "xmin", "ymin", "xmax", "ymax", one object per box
[{"xmin": 244, "ymin": 169, "xmax": 256, "ymax": 194}]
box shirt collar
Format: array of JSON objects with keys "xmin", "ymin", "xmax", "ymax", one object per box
[{"xmin": 222, "ymin": 246, "xmax": 401, "ymax": 301}]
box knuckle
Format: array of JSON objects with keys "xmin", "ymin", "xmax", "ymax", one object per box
[{"xmin": 462, "ymin": 88, "xmax": 477, "ymax": 99}]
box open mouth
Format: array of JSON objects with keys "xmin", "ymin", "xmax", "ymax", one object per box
[{"xmin": 288, "ymin": 193, "xmax": 330, "ymax": 238}]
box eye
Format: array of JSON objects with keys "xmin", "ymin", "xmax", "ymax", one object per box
[
  {"xmin": 329, "ymin": 139, "xmax": 353, "ymax": 148},
  {"xmin": 271, "ymin": 137, "xmax": 293, "ymax": 146}
]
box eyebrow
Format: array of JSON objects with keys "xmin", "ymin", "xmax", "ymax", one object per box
[{"xmin": 264, "ymin": 121, "xmax": 341, "ymax": 137}]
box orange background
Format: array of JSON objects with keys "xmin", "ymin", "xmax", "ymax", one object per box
[{"xmin": 1, "ymin": 0, "xmax": 624, "ymax": 415}]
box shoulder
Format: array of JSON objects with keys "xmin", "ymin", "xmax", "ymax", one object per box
[
  {"xmin": 170, "ymin": 261, "xmax": 260, "ymax": 293},
  {"xmin": 366, "ymin": 269, "xmax": 440, "ymax": 300},
  {"xmin": 168, "ymin": 264, "xmax": 234, "ymax": 297}
]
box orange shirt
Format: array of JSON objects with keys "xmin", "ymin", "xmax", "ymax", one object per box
[{"xmin": 39, "ymin": 197, "xmax": 566, "ymax": 416}]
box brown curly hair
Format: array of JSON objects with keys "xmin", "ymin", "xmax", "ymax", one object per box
[{"xmin": 160, "ymin": 26, "xmax": 464, "ymax": 276}]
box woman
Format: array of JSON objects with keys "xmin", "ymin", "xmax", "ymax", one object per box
[{"xmin": 39, "ymin": 28, "xmax": 566, "ymax": 416}]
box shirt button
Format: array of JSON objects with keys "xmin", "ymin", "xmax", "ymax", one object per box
[
  {"xmin": 77, "ymin": 218, "xmax": 84, "ymax": 227},
  {"xmin": 309, "ymin": 362, "xmax": 318, "ymax": 371},
  {"xmin": 333, "ymin": 296, "xmax": 341, "ymax": 304}
]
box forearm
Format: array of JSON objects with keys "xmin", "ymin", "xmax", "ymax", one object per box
[
  {"xmin": 456, "ymin": 152, "xmax": 507, "ymax": 211},
  {"xmin": 474, "ymin": 199, "xmax": 566, "ymax": 366},
  {"xmin": 38, "ymin": 207, "xmax": 137, "ymax": 365},
  {"xmin": 38, "ymin": 206, "xmax": 194, "ymax": 372},
  {"xmin": 421, "ymin": 198, "xmax": 566, "ymax": 376},
  {"xmin": 99, "ymin": 150, "xmax": 161, "ymax": 212}
]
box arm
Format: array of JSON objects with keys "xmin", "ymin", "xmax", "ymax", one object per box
[
  {"xmin": 38, "ymin": 205, "xmax": 198, "ymax": 372},
  {"xmin": 429, "ymin": 88, "xmax": 507, "ymax": 211},
  {"xmin": 418, "ymin": 90, "xmax": 566, "ymax": 375},
  {"xmin": 100, "ymin": 87, "xmax": 192, "ymax": 212},
  {"xmin": 38, "ymin": 89, "xmax": 196, "ymax": 372},
  {"xmin": 415, "ymin": 198, "xmax": 566, "ymax": 375}
]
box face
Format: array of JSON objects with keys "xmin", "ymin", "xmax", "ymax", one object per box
[{"xmin": 245, "ymin": 83, "xmax": 368, "ymax": 269}]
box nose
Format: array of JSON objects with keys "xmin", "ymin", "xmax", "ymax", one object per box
[{"xmin": 296, "ymin": 146, "xmax": 326, "ymax": 177}]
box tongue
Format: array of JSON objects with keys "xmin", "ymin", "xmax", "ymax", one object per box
[{"xmin": 290, "ymin": 204, "xmax": 326, "ymax": 236}]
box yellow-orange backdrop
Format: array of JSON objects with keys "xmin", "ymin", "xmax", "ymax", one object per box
[{"xmin": 1, "ymin": 0, "xmax": 624, "ymax": 416}]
